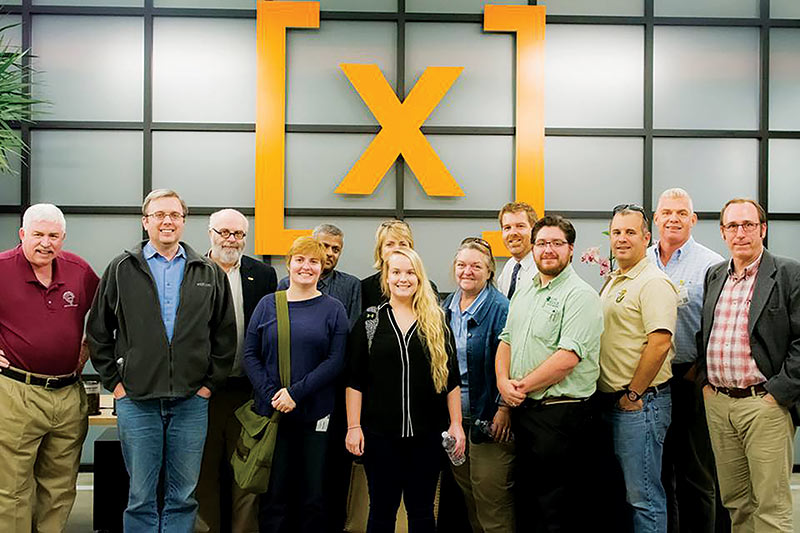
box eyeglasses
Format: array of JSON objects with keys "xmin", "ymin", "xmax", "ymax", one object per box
[
  {"xmin": 145, "ymin": 211, "xmax": 185, "ymax": 221},
  {"xmin": 612, "ymin": 203, "xmax": 649, "ymax": 223},
  {"xmin": 721, "ymin": 221, "xmax": 761, "ymax": 234},
  {"xmin": 211, "ymin": 228, "xmax": 246, "ymax": 241},
  {"xmin": 533, "ymin": 239, "xmax": 569, "ymax": 249},
  {"xmin": 460, "ymin": 236, "xmax": 492, "ymax": 253}
]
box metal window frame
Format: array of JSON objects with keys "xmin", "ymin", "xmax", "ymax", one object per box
[{"xmin": 2, "ymin": 0, "xmax": 800, "ymax": 250}]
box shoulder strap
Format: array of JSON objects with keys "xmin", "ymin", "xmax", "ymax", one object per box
[{"xmin": 275, "ymin": 291, "xmax": 291, "ymax": 387}]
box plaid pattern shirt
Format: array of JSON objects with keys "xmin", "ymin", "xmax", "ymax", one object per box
[{"xmin": 706, "ymin": 255, "xmax": 767, "ymax": 388}]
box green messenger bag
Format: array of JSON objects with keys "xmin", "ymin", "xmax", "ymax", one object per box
[{"xmin": 231, "ymin": 290, "xmax": 291, "ymax": 494}]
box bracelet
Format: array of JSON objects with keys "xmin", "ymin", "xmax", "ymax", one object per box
[{"xmin": 347, "ymin": 425, "xmax": 361, "ymax": 430}]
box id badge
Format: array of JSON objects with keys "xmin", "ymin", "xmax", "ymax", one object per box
[
  {"xmin": 316, "ymin": 414, "xmax": 330, "ymax": 433},
  {"xmin": 677, "ymin": 280, "xmax": 690, "ymax": 307}
]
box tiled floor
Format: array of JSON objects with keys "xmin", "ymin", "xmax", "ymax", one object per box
[{"xmin": 66, "ymin": 473, "xmax": 800, "ymax": 532}]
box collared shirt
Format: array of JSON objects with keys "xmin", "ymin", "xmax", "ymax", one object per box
[
  {"xmin": 706, "ymin": 254, "xmax": 767, "ymax": 388},
  {"xmin": 144, "ymin": 241, "xmax": 186, "ymax": 342},
  {"xmin": 498, "ymin": 264, "xmax": 604, "ymax": 400},
  {"xmin": 496, "ymin": 251, "xmax": 536, "ymax": 299},
  {"xmin": 599, "ymin": 256, "xmax": 678, "ymax": 393},
  {"xmin": 448, "ymin": 285, "xmax": 490, "ymax": 414},
  {"xmin": 278, "ymin": 269, "xmax": 362, "ymax": 329},
  {"xmin": 0, "ymin": 245, "xmax": 99, "ymax": 375},
  {"xmin": 648, "ymin": 237, "xmax": 724, "ymax": 364},
  {"xmin": 225, "ymin": 262, "xmax": 247, "ymax": 377}
]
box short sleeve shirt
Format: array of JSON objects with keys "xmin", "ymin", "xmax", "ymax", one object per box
[
  {"xmin": 0, "ymin": 245, "xmax": 100, "ymax": 375},
  {"xmin": 598, "ymin": 257, "xmax": 678, "ymax": 393},
  {"xmin": 499, "ymin": 264, "xmax": 604, "ymax": 400}
]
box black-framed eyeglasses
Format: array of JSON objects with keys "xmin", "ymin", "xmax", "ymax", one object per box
[
  {"xmin": 211, "ymin": 228, "xmax": 246, "ymax": 241},
  {"xmin": 721, "ymin": 221, "xmax": 761, "ymax": 234},
  {"xmin": 461, "ymin": 236, "xmax": 492, "ymax": 253},
  {"xmin": 612, "ymin": 203, "xmax": 649, "ymax": 223},
  {"xmin": 145, "ymin": 211, "xmax": 185, "ymax": 221}
]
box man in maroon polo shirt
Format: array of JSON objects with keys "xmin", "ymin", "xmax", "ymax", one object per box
[{"xmin": 0, "ymin": 203, "xmax": 100, "ymax": 533}]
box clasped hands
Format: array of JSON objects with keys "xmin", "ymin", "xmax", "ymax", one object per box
[{"xmin": 271, "ymin": 387, "xmax": 296, "ymax": 413}]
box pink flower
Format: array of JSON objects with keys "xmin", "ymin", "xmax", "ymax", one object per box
[
  {"xmin": 580, "ymin": 247, "xmax": 600, "ymax": 264},
  {"xmin": 599, "ymin": 257, "xmax": 612, "ymax": 277}
]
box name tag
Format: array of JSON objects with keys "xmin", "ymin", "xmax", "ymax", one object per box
[{"xmin": 316, "ymin": 414, "xmax": 330, "ymax": 433}]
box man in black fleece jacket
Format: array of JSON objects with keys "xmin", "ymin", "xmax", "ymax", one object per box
[{"xmin": 87, "ymin": 189, "xmax": 236, "ymax": 532}]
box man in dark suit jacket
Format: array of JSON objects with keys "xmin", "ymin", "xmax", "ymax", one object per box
[
  {"xmin": 697, "ymin": 198, "xmax": 800, "ymax": 533},
  {"xmin": 197, "ymin": 209, "xmax": 277, "ymax": 533}
]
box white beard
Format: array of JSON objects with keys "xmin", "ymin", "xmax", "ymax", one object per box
[{"xmin": 212, "ymin": 244, "xmax": 242, "ymax": 265}]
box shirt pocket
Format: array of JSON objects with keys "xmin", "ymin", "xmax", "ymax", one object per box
[{"xmin": 531, "ymin": 307, "xmax": 562, "ymax": 346}]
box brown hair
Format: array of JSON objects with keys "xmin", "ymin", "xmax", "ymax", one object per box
[
  {"xmin": 720, "ymin": 198, "xmax": 767, "ymax": 225},
  {"xmin": 498, "ymin": 202, "xmax": 538, "ymax": 228}
]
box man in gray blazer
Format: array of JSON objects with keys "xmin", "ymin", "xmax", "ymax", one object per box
[{"xmin": 697, "ymin": 198, "xmax": 800, "ymax": 533}]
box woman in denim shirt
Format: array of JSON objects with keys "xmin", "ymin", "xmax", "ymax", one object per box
[{"xmin": 442, "ymin": 237, "xmax": 515, "ymax": 533}]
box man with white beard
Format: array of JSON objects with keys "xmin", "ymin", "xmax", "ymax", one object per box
[{"xmin": 196, "ymin": 208, "xmax": 277, "ymax": 533}]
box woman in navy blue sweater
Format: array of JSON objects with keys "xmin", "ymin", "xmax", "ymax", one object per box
[{"xmin": 243, "ymin": 236, "xmax": 349, "ymax": 533}]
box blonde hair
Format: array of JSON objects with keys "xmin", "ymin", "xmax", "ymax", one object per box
[
  {"xmin": 372, "ymin": 220, "xmax": 415, "ymax": 270},
  {"xmin": 498, "ymin": 201, "xmax": 538, "ymax": 228},
  {"xmin": 657, "ymin": 188, "xmax": 694, "ymax": 213},
  {"xmin": 142, "ymin": 189, "xmax": 187, "ymax": 216},
  {"xmin": 453, "ymin": 239, "xmax": 496, "ymax": 284},
  {"xmin": 285, "ymin": 236, "xmax": 326, "ymax": 270},
  {"xmin": 382, "ymin": 248, "xmax": 450, "ymax": 393}
]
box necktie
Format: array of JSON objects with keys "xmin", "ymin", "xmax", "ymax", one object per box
[{"xmin": 507, "ymin": 261, "xmax": 522, "ymax": 299}]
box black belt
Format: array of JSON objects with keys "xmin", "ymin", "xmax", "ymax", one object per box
[
  {"xmin": 0, "ymin": 366, "xmax": 79, "ymax": 390},
  {"xmin": 710, "ymin": 383, "xmax": 767, "ymax": 399},
  {"xmin": 643, "ymin": 382, "xmax": 670, "ymax": 395}
]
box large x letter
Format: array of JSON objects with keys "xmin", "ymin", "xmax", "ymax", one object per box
[{"xmin": 336, "ymin": 64, "xmax": 465, "ymax": 197}]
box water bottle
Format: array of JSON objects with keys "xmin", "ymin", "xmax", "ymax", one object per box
[
  {"xmin": 474, "ymin": 419, "xmax": 514, "ymax": 442},
  {"xmin": 441, "ymin": 431, "xmax": 465, "ymax": 466}
]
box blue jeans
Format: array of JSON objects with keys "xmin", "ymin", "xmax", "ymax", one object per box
[
  {"xmin": 604, "ymin": 387, "xmax": 672, "ymax": 533},
  {"xmin": 116, "ymin": 394, "xmax": 209, "ymax": 533}
]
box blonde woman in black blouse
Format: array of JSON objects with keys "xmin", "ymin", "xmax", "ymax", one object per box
[{"xmin": 345, "ymin": 247, "xmax": 465, "ymax": 533}]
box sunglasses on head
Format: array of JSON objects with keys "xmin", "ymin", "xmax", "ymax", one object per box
[
  {"xmin": 612, "ymin": 203, "xmax": 649, "ymax": 223},
  {"xmin": 460, "ymin": 237, "xmax": 493, "ymax": 254}
]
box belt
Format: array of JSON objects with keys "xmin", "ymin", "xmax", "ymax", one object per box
[
  {"xmin": 0, "ymin": 366, "xmax": 79, "ymax": 390},
  {"xmin": 710, "ymin": 383, "xmax": 767, "ymax": 398},
  {"xmin": 643, "ymin": 382, "xmax": 670, "ymax": 395},
  {"xmin": 522, "ymin": 396, "xmax": 588, "ymax": 408}
]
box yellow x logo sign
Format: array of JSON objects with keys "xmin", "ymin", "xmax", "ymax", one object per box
[{"xmin": 335, "ymin": 64, "xmax": 465, "ymax": 197}]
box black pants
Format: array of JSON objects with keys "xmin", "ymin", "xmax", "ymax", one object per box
[
  {"xmin": 363, "ymin": 431, "xmax": 442, "ymax": 533},
  {"xmin": 512, "ymin": 399, "xmax": 592, "ymax": 533},
  {"xmin": 258, "ymin": 418, "xmax": 329, "ymax": 533},
  {"xmin": 661, "ymin": 364, "xmax": 730, "ymax": 533}
]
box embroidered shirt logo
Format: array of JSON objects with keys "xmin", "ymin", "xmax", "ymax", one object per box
[
  {"xmin": 196, "ymin": 282, "xmax": 213, "ymax": 288},
  {"xmin": 63, "ymin": 291, "xmax": 78, "ymax": 308}
]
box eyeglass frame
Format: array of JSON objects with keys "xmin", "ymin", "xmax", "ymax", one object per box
[
  {"xmin": 720, "ymin": 221, "xmax": 763, "ymax": 235},
  {"xmin": 612, "ymin": 203, "xmax": 649, "ymax": 223},
  {"xmin": 144, "ymin": 211, "xmax": 186, "ymax": 221},
  {"xmin": 211, "ymin": 227, "xmax": 247, "ymax": 241},
  {"xmin": 533, "ymin": 239, "xmax": 570, "ymax": 250}
]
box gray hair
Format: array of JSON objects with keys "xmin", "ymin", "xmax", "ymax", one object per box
[
  {"xmin": 657, "ymin": 188, "xmax": 694, "ymax": 213},
  {"xmin": 23, "ymin": 203, "xmax": 66, "ymax": 232},
  {"xmin": 208, "ymin": 209, "xmax": 249, "ymax": 233},
  {"xmin": 312, "ymin": 223, "xmax": 344, "ymax": 240},
  {"xmin": 142, "ymin": 189, "xmax": 187, "ymax": 216}
]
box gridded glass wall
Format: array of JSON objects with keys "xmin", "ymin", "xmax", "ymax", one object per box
[{"xmin": 1, "ymin": 0, "xmax": 799, "ymax": 295}]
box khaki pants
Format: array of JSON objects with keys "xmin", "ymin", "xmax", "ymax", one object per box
[
  {"xmin": 451, "ymin": 436, "xmax": 515, "ymax": 533},
  {"xmin": 0, "ymin": 374, "xmax": 88, "ymax": 533},
  {"xmin": 704, "ymin": 389, "xmax": 795, "ymax": 533},
  {"xmin": 195, "ymin": 382, "xmax": 258, "ymax": 533}
]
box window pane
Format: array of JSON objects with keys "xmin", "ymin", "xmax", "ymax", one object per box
[
  {"xmin": 654, "ymin": 0, "xmax": 758, "ymax": 17},
  {"xmin": 772, "ymin": 0, "xmax": 800, "ymax": 18},
  {"xmin": 406, "ymin": 0, "xmax": 525, "ymax": 13},
  {"xmin": 0, "ymin": 15, "xmax": 22, "ymax": 47},
  {"xmin": 539, "ymin": 0, "xmax": 643, "ymax": 16},
  {"xmin": 153, "ymin": 18, "xmax": 255, "ymax": 123},
  {"xmin": 155, "ymin": 0, "xmax": 397, "ymax": 9},
  {"xmin": 152, "ymin": 132, "xmax": 254, "ymax": 207},
  {"xmin": 406, "ymin": 23, "xmax": 513, "ymax": 127},
  {"xmin": 545, "ymin": 137, "xmax": 643, "ymax": 211},
  {"xmin": 768, "ymin": 139, "xmax": 800, "ymax": 213},
  {"xmin": 154, "ymin": 0, "xmax": 254, "ymax": 6},
  {"xmin": 768, "ymin": 221, "xmax": 800, "ymax": 261},
  {"xmin": 32, "ymin": 16, "xmax": 143, "ymax": 121},
  {"xmin": 62, "ymin": 215, "xmax": 143, "ymax": 274},
  {"xmin": 31, "ymin": 131, "xmax": 143, "ymax": 206},
  {"xmin": 0, "ymin": 214, "xmax": 19, "ymax": 251},
  {"xmin": 0, "ymin": 132, "xmax": 22, "ymax": 205},
  {"xmin": 570, "ymin": 219, "xmax": 616, "ymax": 293},
  {"xmin": 770, "ymin": 29, "xmax": 800, "ymax": 131},
  {"xmin": 33, "ymin": 0, "xmax": 142, "ymax": 6},
  {"xmin": 286, "ymin": 133, "xmax": 396, "ymax": 210},
  {"xmin": 183, "ymin": 215, "xmax": 257, "ymax": 259},
  {"xmin": 654, "ymin": 27, "xmax": 759, "ymax": 130},
  {"xmin": 288, "ymin": 21, "xmax": 396, "ymax": 125},
  {"xmin": 545, "ymin": 25, "xmax": 644, "ymax": 128},
  {"xmin": 652, "ymin": 138, "xmax": 758, "ymax": 212},
  {"xmin": 404, "ymin": 135, "xmax": 513, "ymax": 210}
]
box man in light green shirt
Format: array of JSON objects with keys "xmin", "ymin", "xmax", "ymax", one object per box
[{"xmin": 495, "ymin": 215, "xmax": 603, "ymax": 531}]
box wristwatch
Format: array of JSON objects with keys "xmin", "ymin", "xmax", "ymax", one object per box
[{"xmin": 625, "ymin": 389, "xmax": 642, "ymax": 402}]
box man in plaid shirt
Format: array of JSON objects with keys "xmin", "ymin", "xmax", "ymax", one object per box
[{"xmin": 697, "ymin": 198, "xmax": 800, "ymax": 533}]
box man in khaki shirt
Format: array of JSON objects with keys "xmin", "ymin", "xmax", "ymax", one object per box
[{"xmin": 598, "ymin": 205, "xmax": 678, "ymax": 533}]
